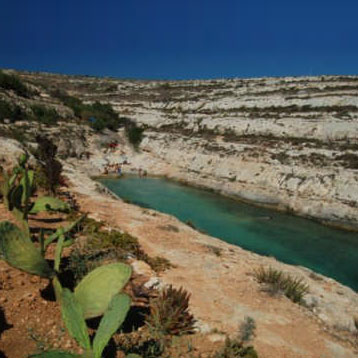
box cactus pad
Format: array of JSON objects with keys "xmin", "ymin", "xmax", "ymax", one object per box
[
  {"xmin": 61, "ymin": 288, "xmax": 91, "ymax": 351},
  {"xmin": 30, "ymin": 196, "xmax": 70, "ymax": 214},
  {"xmin": 0, "ymin": 221, "xmax": 54, "ymax": 278},
  {"xmin": 74, "ymin": 262, "xmax": 132, "ymax": 319},
  {"xmin": 93, "ymin": 293, "xmax": 131, "ymax": 358}
]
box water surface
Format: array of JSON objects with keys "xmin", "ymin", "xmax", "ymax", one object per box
[{"xmin": 99, "ymin": 176, "xmax": 358, "ymax": 291}]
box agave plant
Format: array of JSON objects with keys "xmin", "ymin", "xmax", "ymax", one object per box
[{"xmin": 145, "ymin": 285, "xmax": 196, "ymax": 336}]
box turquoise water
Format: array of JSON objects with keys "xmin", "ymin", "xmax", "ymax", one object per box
[{"xmin": 99, "ymin": 176, "xmax": 358, "ymax": 291}]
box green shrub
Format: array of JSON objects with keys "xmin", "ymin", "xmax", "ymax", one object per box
[
  {"xmin": 119, "ymin": 334, "xmax": 167, "ymax": 358},
  {"xmin": 31, "ymin": 104, "xmax": 60, "ymax": 125},
  {"xmin": 53, "ymin": 90, "xmax": 120, "ymax": 131},
  {"xmin": 144, "ymin": 256, "xmax": 173, "ymax": 273},
  {"xmin": 125, "ymin": 122, "xmax": 144, "ymax": 148},
  {"xmin": 80, "ymin": 216, "xmax": 172, "ymax": 272},
  {"xmin": 253, "ymin": 266, "xmax": 309, "ymax": 303},
  {"xmin": 0, "ymin": 100, "xmax": 13, "ymax": 121},
  {"xmin": 53, "ymin": 91, "xmax": 83, "ymax": 117},
  {"xmin": 88, "ymin": 226, "xmax": 143, "ymax": 257},
  {"xmin": 0, "ymin": 100, "xmax": 28, "ymax": 122},
  {"xmin": 0, "ymin": 70, "xmax": 32, "ymax": 98},
  {"xmin": 54, "ymin": 91, "xmax": 139, "ymax": 134},
  {"xmin": 118, "ymin": 332, "xmax": 165, "ymax": 358},
  {"xmin": 213, "ymin": 337, "xmax": 258, "ymax": 358},
  {"xmin": 68, "ymin": 248, "xmax": 115, "ymax": 284},
  {"xmin": 239, "ymin": 317, "xmax": 256, "ymax": 343}
]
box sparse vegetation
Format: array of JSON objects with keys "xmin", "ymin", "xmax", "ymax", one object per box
[
  {"xmin": 82, "ymin": 216, "xmax": 173, "ymax": 273},
  {"xmin": 31, "ymin": 104, "xmax": 60, "ymax": 125},
  {"xmin": 253, "ymin": 266, "xmax": 309, "ymax": 304},
  {"xmin": 53, "ymin": 91, "xmax": 122, "ymax": 131},
  {"xmin": 239, "ymin": 317, "xmax": 256, "ymax": 343},
  {"xmin": 0, "ymin": 100, "xmax": 28, "ymax": 122},
  {"xmin": 118, "ymin": 332, "xmax": 165, "ymax": 358},
  {"xmin": 213, "ymin": 322, "xmax": 258, "ymax": 358},
  {"xmin": 0, "ymin": 70, "xmax": 33, "ymax": 98},
  {"xmin": 68, "ymin": 248, "xmax": 103, "ymax": 284}
]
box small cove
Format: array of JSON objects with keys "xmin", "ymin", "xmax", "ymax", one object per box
[{"xmin": 99, "ymin": 176, "xmax": 358, "ymax": 291}]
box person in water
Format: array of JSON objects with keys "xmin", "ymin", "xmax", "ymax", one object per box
[{"xmin": 117, "ymin": 164, "xmax": 122, "ymax": 176}]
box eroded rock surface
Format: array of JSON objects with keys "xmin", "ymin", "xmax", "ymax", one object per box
[{"xmin": 10, "ymin": 71, "xmax": 358, "ymax": 228}]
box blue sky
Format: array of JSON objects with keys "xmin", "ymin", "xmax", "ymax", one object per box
[{"xmin": 0, "ymin": 0, "xmax": 357, "ymax": 79}]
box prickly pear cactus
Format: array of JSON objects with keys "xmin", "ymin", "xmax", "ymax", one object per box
[
  {"xmin": 12, "ymin": 207, "xmax": 30, "ymax": 237},
  {"xmin": 20, "ymin": 169, "xmax": 34, "ymax": 205},
  {"xmin": 74, "ymin": 262, "xmax": 132, "ymax": 319},
  {"xmin": 30, "ymin": 196, "xmax": 70, "ymax": 214},
  {"xmin": 93, "ymin": 293, "xmax": 131, "ymax": 358},
  {"xmin": 0, "ymin": 172, "xmax": 10, "ymax": 209},
  {"xmin": 9, "ymin": 184, "xmax": 23, "ymax": 210},
  {"xmin": 0, "ymin": 221, "xmax": 54, "ymax": 278},
  {"xmin": 61, "ymin": 288, "xmax": 91, "ymax": 351}
]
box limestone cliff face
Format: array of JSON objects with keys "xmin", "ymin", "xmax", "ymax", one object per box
[
  {"xmin": 12, "ymin": 72, "xmax": 358, "ymax": 228},
  {"xmin": 106, "ymin": 76, "xmax": 358, "ymax": 229}
]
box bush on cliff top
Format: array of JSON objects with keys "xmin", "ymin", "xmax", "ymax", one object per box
[
  {"xmin": 0, "ymin": 70, "xmax": 32, "ymax": 98},
  {"xmin": 52, "ymin": 90, "xmax": 120, "ymax": 131}
]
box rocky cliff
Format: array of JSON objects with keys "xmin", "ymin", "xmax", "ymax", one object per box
[
  {"xmin": 1, "ymin": 70, "xmax": 358, "ymax": 357},
  {"xmin": 5, "ymin": 71, "xmax": 358, "ymax": 228},
  {"xmin": 86, "ymin": 75, "xmax": 358, "ymax": 229}
]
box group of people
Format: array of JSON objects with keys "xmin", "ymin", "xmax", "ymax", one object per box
[
  {"xmin": 103, "ymin": 163, "xmax": 123, "ymax": 176},
  {"xmin": 102, "ymin": 163, "xmax": 148, "ymax": 177}
]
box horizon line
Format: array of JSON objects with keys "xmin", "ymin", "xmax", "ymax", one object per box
[{"xmin": 2, "ymin": 66, "xmax": 358, "ymax": 82}]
